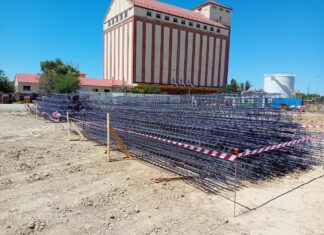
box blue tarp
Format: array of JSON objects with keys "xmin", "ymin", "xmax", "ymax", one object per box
[{"xmin": 272, "ymin": 98, "xmax": 302, "ymax": 109}]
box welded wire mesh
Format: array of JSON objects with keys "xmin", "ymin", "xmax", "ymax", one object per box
[{"xmin": 36, "ymin": 93, "xmax": 322, "ymax": 192}]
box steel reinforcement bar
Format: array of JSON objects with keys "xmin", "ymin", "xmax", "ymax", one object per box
[{"xmin": 35, "ymin": 93, "xmax": 323, "ymax": 192}]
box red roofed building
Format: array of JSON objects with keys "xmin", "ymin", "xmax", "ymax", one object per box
[
  {"xmin": 14, "ymin": 74, "xmax": 126, "ymax": 94},
  {"xmin": 79, "ymin": 77, "xmax": 126, "ymax": 92},
  {"xmin": 15, "ymin": 74, "xmax": 41, "ymax": 93},
  {"xmin": 103, "ymin": 0, "xmax": 232, "ymax": 88}
]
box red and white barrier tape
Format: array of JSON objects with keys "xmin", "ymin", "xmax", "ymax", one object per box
[
  {"xmin": 302, "ymin": 124, "xmax": 324, "ymax": 129},
  {"xmin": 115, "ymin": 128, "xmax": 238, "ymax": 161},
  {"xmin": 238, "ymin": 134, "xmax": 324, "ymax": 158},
  {"xmin": 69, "ymin": 117, "xmax": 238, "ymax": 161},
  {"xmin": 69, "ymin": 117, "xmax": 324, "ymax": 162}
]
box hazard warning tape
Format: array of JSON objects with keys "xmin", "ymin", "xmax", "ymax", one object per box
[
  {"xmin": 302, "ymin": 124, "xmax": 324, "ymax": 129},
  {"xmin": 238, "ymin": 134, "xmax": 324, "ymax": 158},
  {"xmin": 68, "ymin": 117, "xmax": 324, "ymax": 162},
  {"xmin": 68, "ymin": 118, "xmax": 238, "ymax": 161},
  {"xmin": 118, "ymin": 129, "xmax": 324, "ymax": 161},
  {"xmin": 115, "ymin": 128, "xmax": 238, "ymax": 161}
]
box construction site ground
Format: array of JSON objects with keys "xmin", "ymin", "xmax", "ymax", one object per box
[{"xmin": 0, "ymin": 111, "xmax": 323, "ymax": 235}]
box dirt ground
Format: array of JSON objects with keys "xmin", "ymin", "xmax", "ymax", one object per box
[
  {"xmin": 0, "ymin": 112, "xmax": 323, "ymax": 235},
  {"xmin": 298, "ymin": 112, "xmax": 324, "ymax": 125}
]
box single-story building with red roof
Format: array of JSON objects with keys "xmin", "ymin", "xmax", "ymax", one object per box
[
  {"xmin": 14, "ymin": 73, "xmax": 128, "ymax": 94},
  {"xmin": 14, "ymin": 74, "xmax": 41, "ymax": 93}
]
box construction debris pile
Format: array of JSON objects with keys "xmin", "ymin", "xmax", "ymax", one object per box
[{"xmin": 36, "ymin": 93, "xmax": 322, "ymax": 193}]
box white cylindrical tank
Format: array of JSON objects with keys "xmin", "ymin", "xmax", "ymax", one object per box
[{"xmin": 264, "ymin": 74, "xmax": 295, "ymax": 98}]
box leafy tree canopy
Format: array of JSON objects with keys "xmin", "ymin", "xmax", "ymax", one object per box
[
  {"xmin": 0, "ymin": 69, "xmax": 14, "ymax": 93},
  {"xmin": 39, "ymin": 58, "xmax": 80, "ymax": 95},
  {"xmin": 218, "ymin": 79, "xmax": 253, "ymax": 93},
  {"xmin": 53, "ymin": 75, "xmax": 80, "ymax": 94},
  {"xmin": 240, "ymin": 81, "xmax": 253, "ymax": 91},
  {"xmin": 302, "ymin": 93, "xmax": 324, "ymax": 102},
  {"xmin": 131, "ymin": 85, "xmax": 161, "ymax": 94}
]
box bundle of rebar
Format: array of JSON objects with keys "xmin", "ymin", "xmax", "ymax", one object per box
[{"xmin": 36, "ymin": 93, "xmax": 323, "ymax": 193}]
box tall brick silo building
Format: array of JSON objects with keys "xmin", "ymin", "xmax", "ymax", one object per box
[{"xmin": 103, "ymin": 0, "xmax": 232, "ymax": 88}]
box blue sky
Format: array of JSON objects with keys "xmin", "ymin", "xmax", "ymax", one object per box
[{"xmin": 0, "ymin": 0, "xmax": 323, "ymax": 94}]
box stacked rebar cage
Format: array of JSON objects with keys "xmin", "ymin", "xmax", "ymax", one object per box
[{"xmin": 36, "ymin": 93, "xmax": 322, "ymax": 193}]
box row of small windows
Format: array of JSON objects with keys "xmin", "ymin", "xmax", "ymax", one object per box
[
  {"xmin": 146, "ymin": 11, "xmax": 221, "ymax": 33},
  {"xmin": 107, "ymin": 10, "xmax": 128, "ymax": 27},
  {"xmin": 211, "ymin": 6, "xmax": 231, "ymax": 13}
]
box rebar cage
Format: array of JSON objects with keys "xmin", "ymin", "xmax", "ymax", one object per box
[{"xmin": 35, "ymin": 92, "xmax": 323, "ymax": 193}]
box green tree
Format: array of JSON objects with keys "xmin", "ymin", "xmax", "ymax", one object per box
[
  {"xmin": 217, "ymin": 85, "xmax": 231, "ymax": 93},
  {"xmin": 131, "ymin": 85, "xmax": 161, "ymax": 94},
  {"xmin": 143, "ymin": 86, "xmax": 161, "ymax": 94},
  {"xmin": 218, "ymin": 79, "xmax": 240, "ymax": 93},
  {"xmin": 302, "ymin": 93, "xmax": 324, "ymax": 102},
  {"xmin": 130, "ymin": 87, "xmax": 144, "ymax": 94},
  {"xmin": 229, "ymin": 79, "xmax": 240, "ymax": 91},
  {"xmin": 0, "ymin": 69, "xmax": 14, "ymax": 93},
  {"xmin": 244, "ymin": 81, "xmax": 253, "ymax": 90},
  {"xmin": 53, "ymin": 75, "xmax": 80, "ymax": 94},
  {"xmin": 240, "ymin": 82, "xmax": 244, "ymax": 90},
  {"xmin": 219, "ymin": 79, "xmax": 253, "ymax": 93},
  {"xmin": 39, "ymin": 58, "xmax": 80, "ymax": 95}
]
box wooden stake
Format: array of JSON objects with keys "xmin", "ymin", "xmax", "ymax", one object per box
[
  {"xmin": 67, "ymin": 112, "xmax": 71, "ymax": 140},
  {"xmin": 70, "ymin": 121, "xmax": 85, "ymax": 140},
  {"xmin": 35, "ymin": 103, "xmax": 38, "ymax": 119},
  {"xmin": 322, "ymin": 138, "xmax": 324, "ymax": 170},
  {"xmin": 107, "ymin": 113, "xmax": 111, "ymax": 162},
  {"xmin": 232, "ymin": 148, "xmax": 240, "ymax": 217},
  {"xmin": 110, "ymin": 126, "xmax": 132, "ymax": 160}
]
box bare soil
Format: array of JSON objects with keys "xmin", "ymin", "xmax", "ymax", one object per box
[
  {"xmin": 298, "ymin": 112, "xmax": 324, "ymax": 125},
  {"xmin": 0, "ymin": 112, "xmax": 323, "ymax": 235}
]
